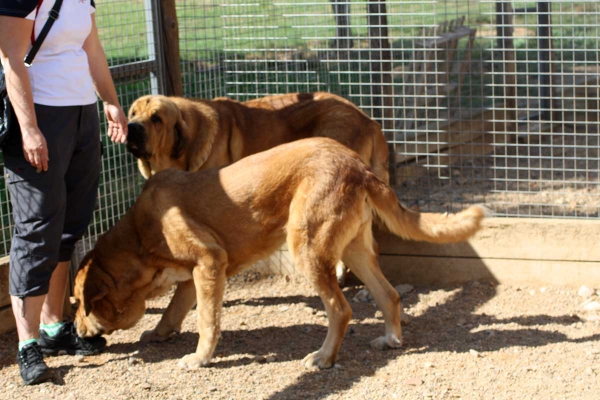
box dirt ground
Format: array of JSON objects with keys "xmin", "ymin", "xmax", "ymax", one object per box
[{"xmin": 1, "ymin": 272, "xmax": 599, "ymax": 400}]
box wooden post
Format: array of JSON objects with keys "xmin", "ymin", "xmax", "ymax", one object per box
[
  {"xmin": 367, "ymin": 0, "xmax": 396, "ymax": 185},
  {"xmin": 159, "ymin": 0, "xmax": 183, "ymax": 97}
]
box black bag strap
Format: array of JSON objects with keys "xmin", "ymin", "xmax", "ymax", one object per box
[{"xmin": 24, "ymin": 0, "xmax": 64, "ymax": 67}]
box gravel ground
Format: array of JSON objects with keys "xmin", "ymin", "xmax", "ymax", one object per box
[{"xmin": 1, "ymin": 272, "xmax": 599, "ymax": 400}]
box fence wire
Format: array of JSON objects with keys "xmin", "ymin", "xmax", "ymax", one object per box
[
  {"xmin": 185, "ymin": 0, "xmax": 597, "ymax": 219},
  {"xmin": 0, "ymin": 0, "xmax": 598, "ymax": 260}
]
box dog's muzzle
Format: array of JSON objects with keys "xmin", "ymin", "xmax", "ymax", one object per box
[{"xmin": 126, "ymin": 122, "xmax": 151, "ymax": 159}]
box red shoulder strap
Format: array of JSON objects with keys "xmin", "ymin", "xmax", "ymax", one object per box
[{"xmin": 31, "ymin": 0, "xmax": 45, "ymax": 45}]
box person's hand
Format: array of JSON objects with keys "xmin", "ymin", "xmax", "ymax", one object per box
[
  {"xmin": 21, "ymin": 127, "xmax": 49, "ymax": 172},
  {"xmin": 104, "ymin": 103, "xmax": 128, "ymax": 144}
]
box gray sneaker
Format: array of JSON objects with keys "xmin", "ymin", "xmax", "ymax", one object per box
[{"xmin": 39, "ymin": 321, "xmax": 106, "ymax": 356}]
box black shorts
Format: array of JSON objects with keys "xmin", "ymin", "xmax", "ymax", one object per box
[{"xmin": 3, "ymin": 103, "xmax": 101, "ymax": 298}]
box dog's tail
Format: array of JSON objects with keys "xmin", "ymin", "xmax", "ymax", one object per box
[
  {"xmin": 370, "ymin": 125, "xmax": 390, "ymax": 186},
  {"xmin": 365, "ymin": 174, "xmax": 489, "ymax": 243}
]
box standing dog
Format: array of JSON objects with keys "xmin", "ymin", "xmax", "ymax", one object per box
[
  {"xmin": 126, "ymin": 92, "xmax": 389, "ymax": 185},
  {"xmin": 74, "ymin": 138, "xmax": 487, "ymax": 370}
]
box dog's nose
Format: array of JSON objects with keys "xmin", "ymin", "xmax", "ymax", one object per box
[
  {"xmin": 125, "ymin": 123, "xmax": 150, "ymax": 159},
  {"xmin": 127, "ymin": 121, "xmax": 145, "ymax": 135},
  {"xmin": 126, "ymin": 122, "xmax": 146, "ymax": 146}
]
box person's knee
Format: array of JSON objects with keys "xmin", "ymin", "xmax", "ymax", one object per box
[
  {"xmin": 9, "ymin": 253, "xmax": 59, "ymax": 298},
  {"xmin": 58, "ymin": 246, "xmax": 76, "ymax": 263}
]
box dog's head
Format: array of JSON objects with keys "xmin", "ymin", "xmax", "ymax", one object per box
[
  {"xmin": 73, "ymin": 251, "xmax": 147, "ymax": 338},
  {"xmin": 126, "ymin": 95, "xmax": 188, "ymax": 175}
]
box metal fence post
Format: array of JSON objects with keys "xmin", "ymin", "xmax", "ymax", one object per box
[{"xmin": 147, "ymin": 0, "xmax": 165, "ymax": 95}]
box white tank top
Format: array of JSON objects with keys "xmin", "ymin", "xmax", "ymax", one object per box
[{"xmin": 25, "ymin": 0, "xmax": 97, "ymax": 106}]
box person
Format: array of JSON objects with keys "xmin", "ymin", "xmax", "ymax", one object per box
[{"xmin": 0, "ymin": 0, "xmax": 128, "ymax": 385}]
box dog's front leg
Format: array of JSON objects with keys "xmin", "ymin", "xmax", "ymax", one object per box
[
  {"xmin": 178, "ymin": 264, "xmax": 226, "ymax": 369},
  {"xmin": 141, "ymin": 279, "xmax": 197, "ymax": 343}
]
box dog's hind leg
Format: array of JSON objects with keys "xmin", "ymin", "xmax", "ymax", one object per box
[
  {"xmin": 297, "ymin": 256, "xmax": 352, "ymax": 369},
  {"xmin": 288, "ymin": 232, "xmax": 352, "ymax": 369},
  {"xmin": 342, "ymin": 222, "xmax": 403, "ymax": 351},
  {"xmin": 140, "ymin": 279, "xmax": 196, "ymax": 344}
]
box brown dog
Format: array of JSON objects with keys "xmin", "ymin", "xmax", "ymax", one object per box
[
  {"xmin": 74, "ymin": 138, "xmax": 487, "ymax": 370},
  {"xmin": 126, "ymin": 92, "xmax": 389, "ymax": 184}
]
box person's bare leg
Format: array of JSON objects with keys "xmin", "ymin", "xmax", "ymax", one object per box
[
  {"xmin": 40, "ymin": 261, "xmax": 70, "ymax": 325},
  {"xmin": 11, "ymin": 295, "xmax": 46, "ymax": 342},
  {"xmin": 11, "ymin": 260, "xmax": 69, "ymax": 341}
]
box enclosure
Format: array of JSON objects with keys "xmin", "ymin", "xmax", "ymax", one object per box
[
  {"xmin": 0, "ymin": 0, "xmax": 598, "ymax": 261},
  {"xmin": 0, "ymin": 0, "xmax": 599, "ymax": 397}
]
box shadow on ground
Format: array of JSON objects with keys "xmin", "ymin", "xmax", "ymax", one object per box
[
  {"xmin": 0, "ymin": 277, "xmax": 596, "ymax": 397},
  {"xmin": 94, "ymin": 281, "xmax": 597, "ymax": 400}
]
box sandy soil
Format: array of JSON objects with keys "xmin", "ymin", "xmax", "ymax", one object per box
[{"xmin": 1, "ymin": 272, "xmax": 599, "ymax": 400}]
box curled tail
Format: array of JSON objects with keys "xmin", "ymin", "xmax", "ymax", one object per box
[{"xmin": 366, "ymin": 174, "xmax": 488, "ymax": 243}]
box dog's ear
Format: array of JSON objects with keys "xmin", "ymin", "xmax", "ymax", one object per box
[
  {"xmin": 79, "ymin": 256, "xmax": 114, "ymax": 316},
  {"xmin": 186, "ymin": 110, "xmax": 219, "ymax": 172},
  {"xmin": 170, "ymin": 112, "xmax": 186, "ymax": 159},
  {"xmin": 83, "ymin": 280, "xmax": 108, "ymax": 317}
]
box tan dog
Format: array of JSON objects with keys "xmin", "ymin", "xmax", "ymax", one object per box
[
  {"xmin": 74, "ymin": 138, "xmax": 487, "ymax": 370},
  {"xmin": 126, "ymin": 92, "xmax": 389, "ymax": 184}
]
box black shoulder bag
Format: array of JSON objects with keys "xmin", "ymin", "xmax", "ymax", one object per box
[{"xmin": 0, "ymin": 0, "xmax": 63, "ymax": 146}]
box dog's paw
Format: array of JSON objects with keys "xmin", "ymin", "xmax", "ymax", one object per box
[
  {"xmin": 178, "ymin": 353, "xmax": 211, "ymax": 370},
  {"xmin": 369, "ymin": 334, "xmax": 403, "ymax": 351},
  {"xmin": 302, "ymin": 351, "xmax": 335, "ymax": 370},
  {"xmin": 139, "ymin": 329, "xmax": 178, "ymax": 344}
]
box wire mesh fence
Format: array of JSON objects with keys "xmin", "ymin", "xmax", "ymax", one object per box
[
  {"xmin": 177, "ymin": 0, "xmax": 598, "ymax": 219},
  {"xmin": 0, "ymin": 0, "xmax": 598, "ymax": 260}
]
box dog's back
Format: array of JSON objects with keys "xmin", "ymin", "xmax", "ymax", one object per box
[
  {"xmin": 140, "ymin": 137, "xmax": 483, "ymax": 258},
  {"xmin": 209, "ymin": 94, "xmax": 389, "ymax": 185}
]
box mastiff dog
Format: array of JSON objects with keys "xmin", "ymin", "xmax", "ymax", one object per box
[
  {"xmin": 126, "ymin": 92, "xmax": 390, "ymax": 185},
  {"xmin": 74, "ymin": 138, "xmax": 487, "ymax": 370}
]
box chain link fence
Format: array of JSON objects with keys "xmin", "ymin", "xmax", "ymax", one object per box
[{"xmin": 0, "ymin": 0, "xmax": 598, "ymax": 261}]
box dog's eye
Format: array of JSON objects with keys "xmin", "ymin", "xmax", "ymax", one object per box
[
  {"xmin": 150, "ymin": 114, "xmax": 162, "ymax": 124},
  {"xmin": 130, "ymin": 111, "xmax": 136, "ymax": 117}
]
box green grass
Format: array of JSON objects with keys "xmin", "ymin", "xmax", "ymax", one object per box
[{"xmin": 95, "ymin": 1, "xmax": 597, "ymax": 66}]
